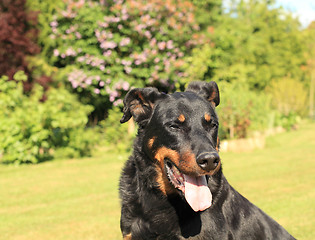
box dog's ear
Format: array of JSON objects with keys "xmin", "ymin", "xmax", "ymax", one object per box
[
  {"xmin": 186, "ymin": 81, "xmax": 220, "ymax": 107},
  {"xmin": 120, "ymin": 87, "xmax": 166, "ymax": 125}
]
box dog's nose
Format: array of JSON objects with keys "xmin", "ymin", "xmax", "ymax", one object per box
[{"xmin": 196, "ymin": 152, "xmax": 220, "ymax": 172}]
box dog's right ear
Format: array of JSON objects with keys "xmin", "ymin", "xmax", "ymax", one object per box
[
  {"xmin": 186, "ymin": 81, "xmax": 220, "ymax": 108},
  {"xmin": 120, "ymin": 87, "xmax": 166, "ymax": 125}
]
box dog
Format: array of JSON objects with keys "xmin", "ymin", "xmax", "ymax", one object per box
[{"xmin": 119, "ymin": 81, "xmax": 295, "ymax": 240}]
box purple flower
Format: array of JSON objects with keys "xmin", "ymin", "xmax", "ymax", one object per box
[
  {"xmin": 75, "ymin": 32, "xmax": 82, "ymax": 39},
  {"xmin": 94, "ymin": 88, "xmax": 100, "ymax": 94},
  {"xmin": 150, "ymin": 38, "xmax": 157, "ymax": 47},
  {"xmin": 135, "ymin": 59, "xmax": 142, "ymax": 65},
  {"xmin": 103, "ymin": 50, "xmax": 112, "ymax": 57},
  {"xmin": 53, "ymin": 49, "xmax": 59, "ymax": 57},
  {"xmin": 77, "ymin": 56, "xmax": 85, "ymax": 62},
  {"xmin": 50, "ymin": 21, "xmax": 58, "ymax": 27},
  {"xmin": 135, "ymin": 24, "xmax": 145, "ymax": 32},
  {"xmin": 122, "ymin": 82, "xmax": 130, "ymax": 91},
  {"xmin": 66, "ymin": 47, "xmax": 76, "ymax": 56},
  {"xmin": 99, "ymin": 22, "xmax": 109, "ymax": 28},
  {"xmin": 120, "ymin": 37, "xmax": 131, "ymax": 46},
  {"xmin": 71, "ymin": 81, "xmax": 79, "ymax": 88},
  {"xmin": 124, "ymin": 66, "xmax": 132, "ymax": 74},
  {"xmin": 109, "ymin": 95, "xmax": 115, "ymax": 102},
  {"xmin": 158, "ymin": 42, "xmax": 166, "ymax": 50},
  {"xmin": 100, "ymin": 41, "xmax": 117, "ymax": 49},
  {"xmin": 85, "ymin": 77, "xmax": 92, "ymax": 85},
  {"xmin": 121, "ymin": 60, "xmax": 132, "ymax": 66},
  {"xmin": 144, "ymin": 31, "xmax": 152, "ymax": 39},
  {"xmin": 167, "ymin": 40, "xmax": 174, "ymax": 49},
  {"xmin": 113, "ymin": 99, "xmax": 123, "ymax": 106}
]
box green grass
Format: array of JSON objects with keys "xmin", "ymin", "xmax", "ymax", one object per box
[{"xmin": 0, "ymin": 122, "xmax": 315, "ymax": 240}]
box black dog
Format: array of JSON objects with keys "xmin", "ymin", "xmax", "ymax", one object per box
[{"xmin": 119, "ymin": 81, "xmax": 295, "ymax": 240}]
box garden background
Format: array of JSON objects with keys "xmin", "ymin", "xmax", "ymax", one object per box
[{"xmin": 0, "ymin": 0, "xmax": 315, "ymax": 239}]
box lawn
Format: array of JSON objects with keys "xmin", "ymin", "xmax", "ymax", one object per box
[{"xmin": 0, "ymin": 122, "xmax": 314, "ymax": 240}]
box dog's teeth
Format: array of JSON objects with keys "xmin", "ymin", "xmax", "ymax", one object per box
[{"xmin": 178, "ymin": 176, "xmax": 183, "ymax": 182}]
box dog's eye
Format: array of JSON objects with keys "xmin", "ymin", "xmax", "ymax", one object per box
[
  {"xmin": 166, "ymin": 121, "xmax": 183, "ymax": 131},
  {"xmin": 169, "ymin": 124, "xmax": 180, "ymax": 130},
  {"xmin": 203, "ymin": 120, "xmax": 218, "ymax": 132}
]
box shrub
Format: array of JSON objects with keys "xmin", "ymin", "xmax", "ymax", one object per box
[
  {"xmin": 267, "ymin": 77, "xmax": 307, "ymax": 130},
  {"xmin": 99, "ymin": 107, "xmax": 136, "ymax": 152},
  {"xmin": 268, "ymin": 77, "xmax": 308, "ymax": 117},
  {"xmin": 45, "ymin": 0, "xmax": 209, "ymax": 118},
  {"xmin": 0, "ymin": 72, "xmax": 94, "ymax": 164},
  {"xmin": 217, "ymin": 82, "xmax": 272, "ymax": 140}
]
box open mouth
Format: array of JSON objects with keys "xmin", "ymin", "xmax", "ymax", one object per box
[
  {"xmin": 165, "ymin": 159, "xmax": 213, "ymax": 212},
  {"xmin": 165, "ymin": 160, "xmax": 185, "ymax": 192}
]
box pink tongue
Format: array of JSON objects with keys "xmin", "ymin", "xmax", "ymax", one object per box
[{"xmin": 184, "ymin": 175, "xmax": 212, "ymax": 212}]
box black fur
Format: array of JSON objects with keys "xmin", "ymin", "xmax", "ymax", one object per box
[{"xmin": 119, "ymin": 81, "xmax": 295, "ymax": 240}]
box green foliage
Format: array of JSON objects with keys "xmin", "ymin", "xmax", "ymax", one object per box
[
  {"xmin": 0, "ymin": 72, "xmax": 94, "ymax": 164},
  {"xmin": 26, "ymin": 0, "xmax": 65, "ymax": 58},
  {"xmin": 184, "ymin": 0, "xmax": 306, "ymax": 91},
  {"xmin": 268, "ymin": 77, "xmax": 308, "ymax": 116},
  {"xmin": 42, "ymin": 0, "xmax": 209, "ymax": 116},
  {"xmin": 99, "ymin": 107, "xmax": 136, "ymax": 152},
  {"xmin": 180, "ymin": 0, "xmax": 309, "ymax": 138},
  {"xmin": 267, "ymin": 77, "xmax": 307, "ymax": 129},
  {"xmin": 20, "ymin": 0, "xmax": 313, "ymax": 145},
  {"xmin": 217, "ymin": 81, "xmax": 272, "ymax": 139}
]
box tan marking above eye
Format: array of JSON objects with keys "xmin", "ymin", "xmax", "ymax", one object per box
[
  {"xmin": 148, "ymin": 136, "xmax": 156, "ymax": 149},
  {"xmin": 178, "ymin": 114, "xmax": 185, "ymax": 123},
  {"xmin": 205, "ymin": 113, "xmax": 211, "ymax": 122}
]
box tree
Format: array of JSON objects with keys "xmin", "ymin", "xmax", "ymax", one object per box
[
  {"xmin": 184, "ymin": 0, "xmax": 306, "ymax": 91},
  {"xmin": 0, "ymin": 0, "xmax": 39, "ymax": 80},
  {"xmin": 303, "ymin": 21, "xmax": 315, "ymax": 119}
]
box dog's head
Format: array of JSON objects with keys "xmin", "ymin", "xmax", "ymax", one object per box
[{"xmin": 121, "ymin": 81, "xmax": 220, "ymax": 212}]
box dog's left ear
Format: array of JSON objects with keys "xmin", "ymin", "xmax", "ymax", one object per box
[
  {"xmin": 186, "ymin": 81, "xmax": 220, "ymax": 107},
  {"xmin": 120, "ymin": 87, "xmax": 166, "ymax": 125}
]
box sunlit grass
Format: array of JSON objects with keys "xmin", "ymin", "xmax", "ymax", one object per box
[
  {"xmin": 0, "ymin": 122, "xmax": 314, "ymax": 239},
  {"xmin": 222, "ymin": 121, "xmax": 315, "ymax": 240},
  {"xmin": 0, "ymin": 148, "xmax": 127, "ymax": 240}
]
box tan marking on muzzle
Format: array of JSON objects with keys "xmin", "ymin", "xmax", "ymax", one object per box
[
  {"xmin": 123, "ymin": 233, "xmax": 132, "ymax": 240},
  {"xmin": 154, "ymin": 147, "xmax": 180, "ymax": 195}
]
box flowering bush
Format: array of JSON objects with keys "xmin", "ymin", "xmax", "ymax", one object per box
[{"xmin": 48, "ymin": 0, "xmax": 209, "ymax": 112}]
